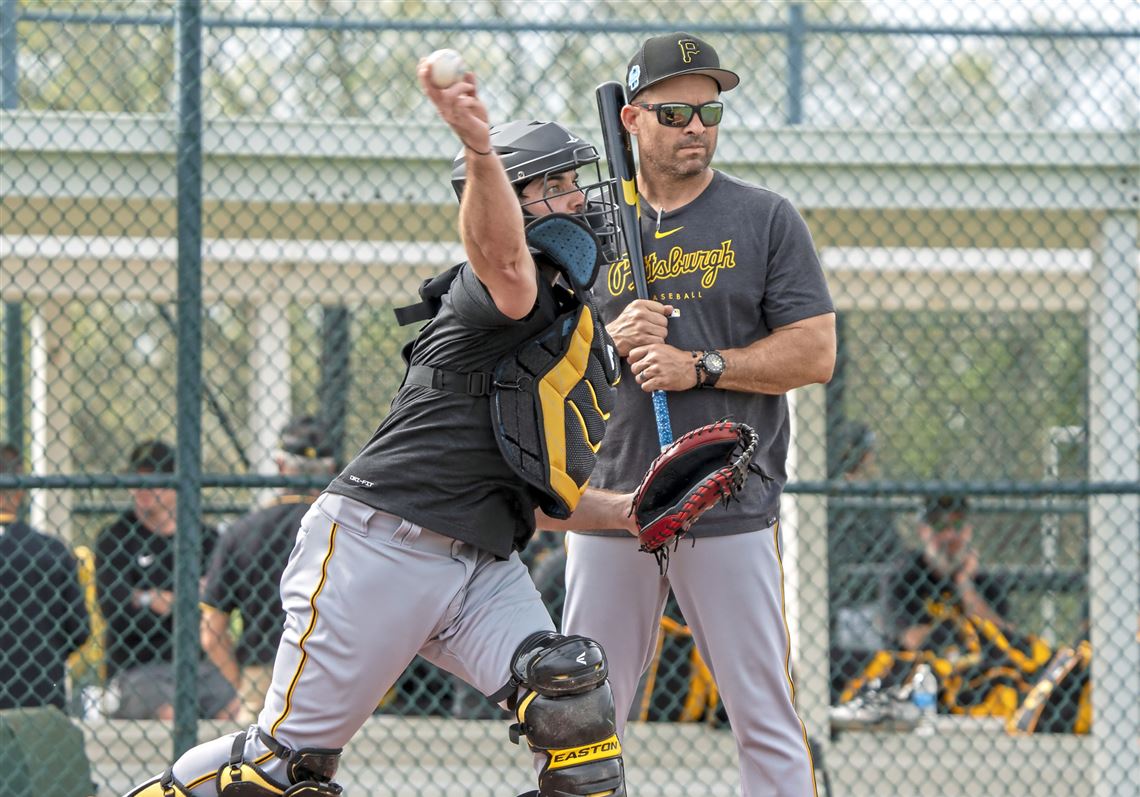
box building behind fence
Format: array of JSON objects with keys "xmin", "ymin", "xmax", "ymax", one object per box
[{"xmin": 1, "ymin": 2, "xmax": 1137, "ymax": 795}]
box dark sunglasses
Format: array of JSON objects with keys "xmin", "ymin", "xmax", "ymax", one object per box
[
  {"xmin": 931, "ymin": 518, "xmax": 969, "ymax": 533},
  {"xmin": 634, "ymin": 101, "xmax": 724, "ymax": 128}
]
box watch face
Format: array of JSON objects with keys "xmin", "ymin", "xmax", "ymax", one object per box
[{"xmin": 704, "ymin": 351, "xmax": 726, "ymax": 375}]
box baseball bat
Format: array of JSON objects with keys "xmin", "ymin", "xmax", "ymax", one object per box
[{"xmin": 595, "ymin": 80, "xmax": 674, "ymax": 449}]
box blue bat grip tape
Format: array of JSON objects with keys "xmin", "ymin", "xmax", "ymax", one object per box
[{"xmin": 652, "ymin": 390, "xmax": 673, "ymax": 449}]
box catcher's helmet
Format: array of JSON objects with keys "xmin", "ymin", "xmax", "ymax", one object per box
[{"xmin": 450, "ymin": 120, "xmax": 619, "ymax": 257}]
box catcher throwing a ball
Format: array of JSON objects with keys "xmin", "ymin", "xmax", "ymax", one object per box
[{"xmin": 120, "ymin": 56, "xmax": 635, "ymax": 797}]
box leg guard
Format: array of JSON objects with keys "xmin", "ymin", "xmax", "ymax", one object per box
[
  {"xmin": 122, "ymin": 771, "xmax": 192, "ymax": 797},
  {"xmin": 216, "ymin": 728, "xmax": 342, "ymax": 796},
  {"xmin": 120, "ymin": 728, "xmax": 342, "ymax": 797},
  {"xmin": 508, "ymin": 632, "xmax": 626, "ymax": 797}
]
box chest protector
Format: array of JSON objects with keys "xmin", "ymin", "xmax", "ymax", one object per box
[{"xmin": 395, "ymin": 214, "xmax": 620, "ymax": 519}]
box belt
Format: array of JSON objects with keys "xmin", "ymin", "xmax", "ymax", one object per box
[{"xmin": 405, "ymin": 365, "xmax": 493, "ymax": 396}]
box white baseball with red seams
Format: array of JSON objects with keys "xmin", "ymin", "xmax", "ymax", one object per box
[{"xmin": 426, "ymin": 48, "xmax": 465, "ymax": 88}]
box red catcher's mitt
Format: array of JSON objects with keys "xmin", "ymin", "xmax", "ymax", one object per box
[{"xmin": 630, "ymin": 420, "xmax": 759, "ymax": 569}]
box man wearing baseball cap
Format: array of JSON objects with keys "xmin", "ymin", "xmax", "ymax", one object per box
[
  {"xmin": 95, "ymin": 439, "xmax": 238, "ymax": 721},
  {"xmin": 561, "ymin": 31, "xmax": 834, "ymax": 796},
  {"xmin": 623, "ymin": 31, "xmax": 740, "ymax": 99}
]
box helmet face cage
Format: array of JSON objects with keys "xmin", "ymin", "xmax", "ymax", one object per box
[
  {"xmin": 450, "ymin": 121, "xmax": 622, "ymax": 262},
  {"xmin": 518, "ymin": 157, "xmax": 620, "ymax": 263}
]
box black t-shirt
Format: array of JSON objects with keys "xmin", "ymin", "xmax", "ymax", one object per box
[
  {"xmin": 586, "ymin": 172, "xmax": 835, "ymax": 535},
  {"xmin": 95, "ymin": 510, "xmax": 218, "ymax": 675},
  {"xmin": 200, "ymin": 495, "xmax": 313, "ymax": 665},
  {"xmin": 328, "ymin": 262, "xmax": 563, "ymax": 558},
  {"xmin": 887, "ymin": 550, "xmax": 1007, "ymax": 646},
  {"xmin": 0, "ymin": 518, "xmax": 90, "ymax": 710}
]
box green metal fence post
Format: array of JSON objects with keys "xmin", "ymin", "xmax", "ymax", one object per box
[
  {"xmin": 786, "ymin": 3, "xmax": 805, "ymax": 125},
  {"xmin": 2, "ymin": 1, "xmax": 22, "ymax": 456},
  {"xmin": 3, "ymin": 304, "xmax": 21, "ymax": 453},
  {"xmin": 0, "ymin": 0, "xmax": 17, "ymax": 109},
  {"xmin": 174, "ymin": 0, "xmax": 204, "ymax": 758},
  {"xmin": 320, "ymin": 306, "xmax": 351, "ymax": 463}
]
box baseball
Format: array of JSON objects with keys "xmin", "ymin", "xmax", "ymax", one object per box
[{"xmin": 426, "ymin": 48, "xmax": 466, "ymax": 89}]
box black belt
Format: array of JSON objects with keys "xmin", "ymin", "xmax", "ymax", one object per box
[{"xmin": 405, "ymin": 365, "xmax": 494, "ymax": 396}]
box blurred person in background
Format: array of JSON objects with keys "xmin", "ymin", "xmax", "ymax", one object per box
[
  {"xmin": 95, "ymin": 439, "xmax": 239, "ymax": 720},
  {"xmin": 889, "ymin": 494, "xmax": 1009, "ymax": 652},
  {"xmin": 834, "ymin": 494, "xmax": 1049, "ymax": 721},
  {"xmin": 0, "ymin": 442, "xmax": 90, "ymax": 711}
]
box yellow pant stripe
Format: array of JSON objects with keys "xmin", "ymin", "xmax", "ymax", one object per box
[
  {"xmin": 271, "ymin": 521, "xmax": 339, "ymax": 735},
  {"xmin": 772, "ymin": 521, "xmax": 819, "ymax": 797}
]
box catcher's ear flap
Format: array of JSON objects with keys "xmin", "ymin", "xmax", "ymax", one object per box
[{"xmin": 524, "ymin": 213, "xmax": 602, "ymax": 293}]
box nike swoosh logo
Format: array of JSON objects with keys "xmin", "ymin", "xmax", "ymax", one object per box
[{"xmin": 654, "ymin": 226, "xmax": 684, "ymax": 239}]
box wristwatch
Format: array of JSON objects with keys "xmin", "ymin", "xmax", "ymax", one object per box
[{"xmin": 697, "ymin": 350, "xmax": 726, "ymax": 388}]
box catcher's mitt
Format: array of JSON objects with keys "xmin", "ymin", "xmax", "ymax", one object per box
[{"xmin": 630, "ymin": 419, "xmax": 759, "ymax": 570}]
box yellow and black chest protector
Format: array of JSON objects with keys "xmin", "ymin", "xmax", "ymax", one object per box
[{"xmin": 395, "ymin": 214, "xmax": 620, "ymax": 519}]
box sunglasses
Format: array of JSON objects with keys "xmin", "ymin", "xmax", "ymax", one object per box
[
  {"xmin": 931, "ymin": 518, "xmax": 969, "ymax": 533},
  {"xmin": 634, "ymin": 101, "xmax": 724, "ymax": 128}
]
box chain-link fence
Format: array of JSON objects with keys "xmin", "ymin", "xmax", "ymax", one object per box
[{"xmin": 1, "ymin": 1, "xmax": 1137, "ymax": 795}]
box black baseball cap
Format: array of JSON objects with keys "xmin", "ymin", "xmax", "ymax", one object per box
[
  {"xmin": 923, "ymin": 494, "xmax": 970, "ymax": 526},
  {"xmin": 128, "ymin": 440, "xmax": 175, "ymax": 474},
  {"xmin": 625, "ymin": 32, "xmax": 740, "ymax": 101},
  {"xmin": 280, "ymin": 416, "xmax": 333, "ymax": 459}
]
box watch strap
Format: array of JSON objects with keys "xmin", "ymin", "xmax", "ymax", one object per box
[{"xmin": 699, "ymin": 350, "xmax": 723, "ymax": 388}]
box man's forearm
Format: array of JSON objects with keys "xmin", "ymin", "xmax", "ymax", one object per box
[
  {"xmin": 201, "ymin": 610, "xmax": 240, "ymax": 688},
  {"xmin": 900, "ymin": 624, "xmax": 932, "ymax": 651},
  {"xmin": 536, "ymin": 488, "xmax": 635, "ymax": 534},
  {"xmin": 715, "ymin": 313, "xmax": 836, "ymax": 394},
  {"xmin": 959, "ymin": 581, "xmax": 1006, "ymax": 628}
]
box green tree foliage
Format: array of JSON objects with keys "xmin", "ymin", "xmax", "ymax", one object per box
[{"xmin": 19, "ymin": 0, "xmax": 174, "ymax": 113}]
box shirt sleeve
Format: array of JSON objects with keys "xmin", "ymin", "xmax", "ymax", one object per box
[
  {"xmin": 449, "ymin": 262, "xmax": 539, "ymax": 328},
  {"xmin": 887, "ymin": 557, "xmax": 927, "ymax": 639},
  {"xmin": 759, "ymin": 199, "xmax": 835, "ymax": 330},
  {"xmin": 51, "ymin": 543, "xmax": 91, "ymax": 654},
  {"xmin": 201, "ymin": 529, "xmax": 237, "ymax": 612},
  {"xmin": 95, "ymin": 522, "xmax": 134, "ymax": 626}
]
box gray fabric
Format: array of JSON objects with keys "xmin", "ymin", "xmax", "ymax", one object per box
[
  {"xmin": 328, "ymin": 263, "xmax": 561, "ymax": 558},
  {"xmin": 111, "ymin": 660, "xmax": 236, "ymax": 720},
  {"xmin": 564, "ymin": 525, "xmax": 816, "ymax": 796},
  {"xmin": 586, "ymin": 171, "xmax": 834, "ymax": 537},
  {"xmin": 204, "ymin": 493, "xmax": 550, "ymax": 789},
  {"xmin": 166, "ymin": 488, "xmax": 559, "ymax": 795}
]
